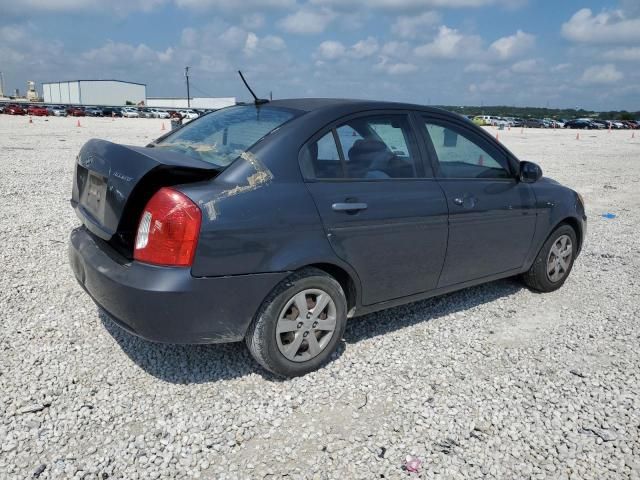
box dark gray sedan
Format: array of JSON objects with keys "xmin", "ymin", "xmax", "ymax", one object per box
[{"xmin": 69, "ymin": 99, "xmax": 586, "ymax": 377}]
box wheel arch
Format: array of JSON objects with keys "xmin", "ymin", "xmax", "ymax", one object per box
[
  {"xmin": 300, "ymin": 262, "xmax": 360, "ymax": 315},
  {"xmin": 554, "ymin": 216, "xmax": 583, "ymax": 254}
]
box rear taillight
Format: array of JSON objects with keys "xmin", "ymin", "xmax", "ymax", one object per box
[{"xmin": 134, "ymin": 187, "xmax": 201, "ymax": 267}]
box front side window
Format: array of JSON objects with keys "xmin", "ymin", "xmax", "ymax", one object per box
[
  {"xmin": 423, "ymin": 120, "xmax": 512, "ymax": 179},
  {"xmin": 302, "ymin": 114, "xmax": 419, "ymax": 180},
  {"xmin": 156, "ymin": 105, "xmax": 298, "ymax": 168}
]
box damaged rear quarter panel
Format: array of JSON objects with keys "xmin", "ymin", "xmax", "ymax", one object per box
[{"xmin": 179, "ymin": 149, "xmax": 341, "ymax": 278}]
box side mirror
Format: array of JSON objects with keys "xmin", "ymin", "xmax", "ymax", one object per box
[{"xmin": 519, "ymin": 161, "xmax": 543, "ymax": 183}]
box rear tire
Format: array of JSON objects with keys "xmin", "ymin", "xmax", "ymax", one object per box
[
  {"xmin": 245, "ymin": 268, "xmax": 347, "ymax": 377},
  {"xmin": 522, "ymin": 224, "xmax": 577, "ymax": 292}
]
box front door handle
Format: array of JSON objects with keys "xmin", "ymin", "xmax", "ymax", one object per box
[
  {"xmin": 332, "ymin": 202, "xmax": 368, "ymax": 212},
  {"xmin": 453, "ymin": 197, "xmax": 464, "ymax": 206}
]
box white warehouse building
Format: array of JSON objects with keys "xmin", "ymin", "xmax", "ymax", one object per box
[
  {"xmin": 146, "ymin": 97, "xmax": 236, "ymax": 110},
  {"xmin": 42, "ymin": 80, "xmax": 146, "ymax": 106}
]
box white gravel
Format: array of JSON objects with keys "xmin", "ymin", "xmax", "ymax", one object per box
[{"xmin": 1, "ymin": 115, "xmax": 639, "ymax": 479}]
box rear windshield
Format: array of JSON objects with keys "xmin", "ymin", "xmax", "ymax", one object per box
[{"xmin": 156, "ymin": 105, "xmax": 298, "ymax": 168}]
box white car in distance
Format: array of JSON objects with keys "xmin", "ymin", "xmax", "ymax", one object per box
[{"xmin": 122, "ymin": 108, "xmax": 140, "ymax": 118}]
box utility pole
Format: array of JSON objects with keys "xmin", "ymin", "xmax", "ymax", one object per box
[
  {"xmin": 0, "ymin": 72, "xmax": 5, "ymax": 98},
  {"xmin": 184, "ymin": 66, "xmax": 190, "ymax": 108}
]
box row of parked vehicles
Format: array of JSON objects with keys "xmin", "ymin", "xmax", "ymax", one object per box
[
  {"xmin": 472, "ymin": 115, "xmax": 639, "ymax": 130},
  {"xmin": 0, "ymin": 103, "xmax": 206, "ymax": 119}
]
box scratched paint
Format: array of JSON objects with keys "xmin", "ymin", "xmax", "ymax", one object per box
[{"xmin": 201, "ymin": 151, "xmax": 274, "ymax": 221}]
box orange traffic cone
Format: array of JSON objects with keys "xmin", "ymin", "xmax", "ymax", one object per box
[
  {"xmin": 161, "ymin": 122, "xmax": 165, "ymax": 131},
  {"xmin": 76, "ymin": 119, "xmax": 81, "ymax": 127}
]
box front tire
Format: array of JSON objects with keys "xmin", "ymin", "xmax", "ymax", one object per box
[
  {"xmin": 522, "ymin": 224, "xmax": 577, "ymax": 292},
  {"xmin": 245, "ymin": 268, "xmax": 347, "ymax": 377}
]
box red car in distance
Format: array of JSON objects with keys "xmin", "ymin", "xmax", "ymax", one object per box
[
  {"xmin": 27, "ymin": 105, "xmax": 49, "ymax": 116},
  {"xmin": 67, "ymin": 106, "xmax": 86, "ymax": 117},
  {"xmin": 5, "ymin": 104, "xmax": 27, "ymax": 115}
]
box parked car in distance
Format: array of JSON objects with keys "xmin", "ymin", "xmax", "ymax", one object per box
[
  {"xmin": 178, "ymin": 109, "xmax": 199, "ymax": 119},
  {"xmin": 102, "ymin": 107, "xmax": 123, "ymax": 118},
  {"xmin": 523, "ymin": 118, "xmax": 546, "ymax": 128},
  {"xmin": 5, "ymin": 104, "xmax": 27, "ymax": 115},
  {"xmin": 151, "ymin": 109, "xmax": 171, "ymax": 119},
  {"xmin": 137, "ymin": 108, "xmax": 154, "ymax": 118},
  {"xmin": 121, "ymin": 108, "xmax": 140, "ymax": 118},
  {"xmin": 47, "ymin": 105, "xmax": 68, "ymax": 117},
  {"xmin": 84, "ymin": 107, "xmax": 103, "ymax": 117},
  {"xmin": 564, "ymin": 119, "xmax": 596, "ymax": 129},
  {"xmin": 472, "ymin": 115, "xmax": 491, "ymax": 126},
  {"xmin": 69, "ymin": 98, "xmax": 587, "ymax": 377},
  {"xmin": 27, "ymin": 105, "xmax": 49, "ymax": 116},
  {"xmin": 67, "ymin": 106, "xmax": 86, "ymax": 117}
]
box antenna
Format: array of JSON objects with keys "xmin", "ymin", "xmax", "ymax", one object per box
[{"xmin": 238, "ymin": 70, "xmax": 269, "ymax": 105}]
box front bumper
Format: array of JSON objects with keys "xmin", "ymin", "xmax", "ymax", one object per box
[{"xmin": 69, "ymin": 226, "xmax": 288, "ymax": 344}]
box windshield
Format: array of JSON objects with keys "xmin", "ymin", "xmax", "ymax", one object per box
[{"xmin": 156, "ymin": 105, "xmax": 298, "ymax": 167}]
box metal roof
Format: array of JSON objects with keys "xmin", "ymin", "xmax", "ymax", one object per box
[{"xmin": 41, "ymin": 79, "xmax": 146, "ymax": 87}]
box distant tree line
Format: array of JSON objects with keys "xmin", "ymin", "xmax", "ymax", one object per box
[{"xmin": 438, "ymin": 105, "xmax": 639, "ymax": 121}]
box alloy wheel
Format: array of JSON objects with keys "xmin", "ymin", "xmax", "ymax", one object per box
[
  {"xmin": 275, "ymin": 289, "xmax": 337, "ymax": 362},
  {"xmin": 547, "ymin": 235, "xmax": 573, "ymax": 282}
]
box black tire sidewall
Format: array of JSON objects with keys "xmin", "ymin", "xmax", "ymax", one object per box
[{"xmin": 252, "ymin": 273, "xmax": 347, "ymax": 377}]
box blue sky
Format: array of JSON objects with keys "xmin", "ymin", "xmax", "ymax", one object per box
[{"xmin": 1, "ymin": 0, "xmax": 639, "ymax": 110}]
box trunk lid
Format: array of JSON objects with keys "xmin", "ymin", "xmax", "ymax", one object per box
[{"xmin": 71, "ymin": 139, "xmax": 219, "ymax": 245}]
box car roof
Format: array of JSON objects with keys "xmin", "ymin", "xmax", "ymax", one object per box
[{"xmin": 264, "ymin": 98, "xmax": 452, "ymax": 116}]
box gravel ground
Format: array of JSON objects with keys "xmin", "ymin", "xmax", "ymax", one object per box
[{"xmin": 1, "ymin": 115, "xmax": 639, "ymax": 480}]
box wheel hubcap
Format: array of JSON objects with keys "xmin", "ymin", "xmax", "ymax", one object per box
[
  {"xmin": 275, "ymin": 289, "xmax": 337, "ymax": 362},
  {"xmin": 546, "ymin": 235, "xmax": 573, "ymax": 283}
]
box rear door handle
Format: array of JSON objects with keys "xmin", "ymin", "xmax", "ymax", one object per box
[
  {"xmin": 332, "ymin": 202, "xmax": 368, "ymax": 212},
  {"xmin": 452, "ymin": 196, "xmax": 478, "ymax": 208}
]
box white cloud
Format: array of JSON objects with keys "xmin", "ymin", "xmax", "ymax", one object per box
[
  {"xmin": 174, "ymin": 0, "xmax": 294, "ymax": 9},
  {"xmin": 351, "ymin": 37, "xmax": 379, "ymax": 58},
  {"xmin": 580, "ymin": 64, "xmax": 624, "ymax": 85},
  {"xmin": 602, "ymin": 47, "xmax": 640, "ymax": 61},
  {"xmin": 562, "ymin": 8, "xmax": 640, "ymax": 44},
  {"xmin": 82, "ymin": 41, "xmax": 173, "ymax": 65},
  {"xmin": 391, "ymin": 11, "xmax": 440, "ymax": 38},
  {"xmin": 511, "ymin": 58, "xmax": 540, "ymax": 74},
  {"xmin": 414, "ymin": 26, "xmax": 482, "ymax": 59},
  {"xmin": 315, "ymin": 37, "xmax": 379, "ymax": 60},
  {"xmin": 380, "ymin": 41, "xmax": 412, "ymax": 58},
  {"xmin": 550, "ymin": 63, "xmax": 571, "ymax": 72},
  {"xmin": 315, "ymin": 40, "xmax": 346, "ymax": 60},
  {"xmin": 489, "ymin": 30, "xmax": 535, "ymax": 60},
  {"xmin": 0, "ymin": 0, "xmax": 165, "ymax": 15},
  {"xmin": 279, "ymin": 8, "xmax": 336, "ymax": 35},
  {"xmin": 464, "ymin": 62, "xmax": 493, "ymax": 73},
  {"xmin": 242, "ymin": 33, "xmax": 285, "ymax": 58},
  {"xmin": 311, "ymin": 0, "xmax": 523, "ymax": 10},
  {"xmin": 375, "ymin": 57, "xmax": 418, "ymax": 75},
  {"xmin": 242, "ymin": 13, "xmax": 265, "ymax": 30}
]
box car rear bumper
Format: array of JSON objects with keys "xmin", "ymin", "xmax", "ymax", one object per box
[{"xmin": 69, "ymin": 226, "xmax": 289, "ymax": 344}]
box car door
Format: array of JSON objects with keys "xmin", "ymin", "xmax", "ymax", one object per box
[
  {"xmin": 417, "ymin": 113, "xmax": 537, "ymax": 288},
  {"xmin": 300, "ymin": 111, "xmax": 449, "ymax": 306}
]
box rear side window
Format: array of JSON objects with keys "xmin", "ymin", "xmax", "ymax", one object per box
[
  {"xmin": 422, "ymin": 120, "xmax": 512, "ymax": 179},
  {"xmin": 301, "ymin": 114, "xmax": 420, "ymax": 180}
]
